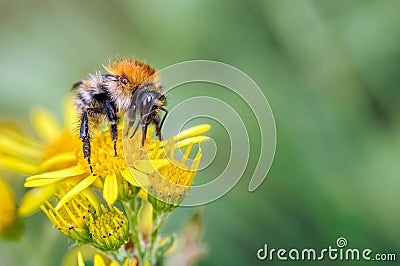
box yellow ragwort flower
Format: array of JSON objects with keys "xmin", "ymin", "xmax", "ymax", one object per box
[
  {"xmin": 125, "ymin": 124, "xmax": 209, "ymax": 212},
  {"xmin": 0, "ymin": 99, "xmax": 210, "ymax": 215}
]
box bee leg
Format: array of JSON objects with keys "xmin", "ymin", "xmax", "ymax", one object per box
[
  {"xmin": 141, "ymin": 123, "xmax": 148, "ymax": 146},
  {"xmin": 105, "ymin": 100, "xmax": 118, "ymax": 157},
  {"xmin": 154, "ymin": 115, "xmax": 162, "ymax": 141},
  {"xmin": 111, "ymin": 122, "xmax": 118, "ymax": 156},
  {"xmin": 80, "ymin": 111, "xmax": 93, "ymax": 173}
]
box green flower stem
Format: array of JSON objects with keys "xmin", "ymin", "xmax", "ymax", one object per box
[
  {"xmin": 122, "ymin": 197, "xmax": 170, "ymax": 266},
  {"xmin": 144, "ymin": 210, "xmax": 170, "ymax": 265},
  {"xmin": 122, "ymin": 197, "xmax": 145, "ymax": 262}
]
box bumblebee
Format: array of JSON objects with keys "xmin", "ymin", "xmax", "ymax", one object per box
[{"xmin": 73, "ymin": 59, "xmax": 168, "ymax": 172}]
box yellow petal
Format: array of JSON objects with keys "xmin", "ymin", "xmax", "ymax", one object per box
[
  {"xmin": 0, "ymin": 130, "xmax": 42, "ymax": 159},
  {"xmin": 109, "ymin": 261, "xmax": 120, "ymax": 266},
  {"xmin": 152, "ymin": 136, "xmax": 209, "ymax": 160},
  {"xmin": 94, "ymin": 253, "xmax": 106, "ymax": 266},
  {"xmin": 0, "ymin": 155, "xmax": 41, "ymax": 175},
  {"xmin": 82, "ymin": 188, "xmax": 100, "ymax": 211},
  {"xmin": 24, "ymin": 166, "xmax": 87, "ymax": 187},
  {"xmin": 0, "ymin": 125, "xmax": 42, "ymax": 146},
  {"xmin": 134, "ymin": 159, "xmax": 170, "ymax": 174},
  {"xmin": 174, "ymin": 124, "xmax": 211, "ymax": 141},
  {"xmin": 137, "ymin": 189, "xmax": 148, "ymax": 200},
  {"xmin": 191, "ymin": 149, "xmax": 202, "ymax": 170},
  {"xmin": 175, "ymin": 136, "xmax": 210, "ymax": 150},
  {"xmin": 55, "ymin": 175, "xmax": 97, "ymax": 210},
  {"xmin": 138, "ymin": 200, "xmax": 153, "ymax": 240},
  {"xmin": 0, "ymin": 122, "xmax": 21, "ymax": 132},
  {"xmin": 120, "ymin": 169, "xmax": 139, "ymax": 186},
  {"xmin": 121, "ymin": 168, "xmax": 150, "ymax": 187},
  {"xmin": 147, "ymin": 125, "xmax": 211, "ymax": 150},
  {"xmin": 62, "ymin": 246, "xmax": 99, "ymax": 266},
  {"xmin": 18, "ymin": 185, "xmax": 56, "ymax": 216},
  {"xmin": 31, "ymin": 108, "xmax": 62, "ymax": 142},
  {"xmin": 124, "ymin": 258, "xmax": 135, "ymax": 266},
  {"xmin": 77, "ymin": 251, "xmax": 85, "ymax": 266},
  {"xmin": 40, "ymin": 152, "xmax": 77, "ymax": 171},
  {"xmin": 103, "ymin": 173, "xmax": 118, "ymax": 205},
  {"xmin": 182, "ymin": 143, "xmax": 193, "ymax": 164},
  {"xmin": 91, "ymin": 177, "xmax": 104, "ymax": 190},
  {"xmin": 0, "ymin": 178, "xmax": 17, "ymax": 232}
]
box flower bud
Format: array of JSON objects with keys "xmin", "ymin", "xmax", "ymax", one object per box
[{"xmin": 89, "ymin": 205, "xmax": 129, "ymax": 251}]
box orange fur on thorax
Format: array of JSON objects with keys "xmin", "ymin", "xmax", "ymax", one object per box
[{"xmin": 104, "ymin": 59, "xmax": 157, "ymax": 86}]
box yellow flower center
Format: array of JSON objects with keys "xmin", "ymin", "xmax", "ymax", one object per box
[{"xmin": 76, "ymin": 130, "xmax": 128, "ymax": 177}]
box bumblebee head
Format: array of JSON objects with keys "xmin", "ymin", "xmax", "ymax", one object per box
[
  {"xmin": 125, "ymin": 82, "xmax": 168, "ymax": 145},
  {"xmin": 135, "ymin": 83, "xmax": 166, "ymax": 116}
]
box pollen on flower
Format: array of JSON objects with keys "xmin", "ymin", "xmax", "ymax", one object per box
[{"xmin": 76, "ymin": 130, "xmax": 127, "ymax": 177}]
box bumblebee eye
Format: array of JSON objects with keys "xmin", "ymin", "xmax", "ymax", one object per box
[{"xmin": 119, "ymin": 76, "xmax": 129, "ymax": 85}]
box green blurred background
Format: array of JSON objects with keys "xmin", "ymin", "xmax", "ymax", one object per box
[{"xmin": 1, "ymin": 0, "xmax": 400, "ymax": 265}]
